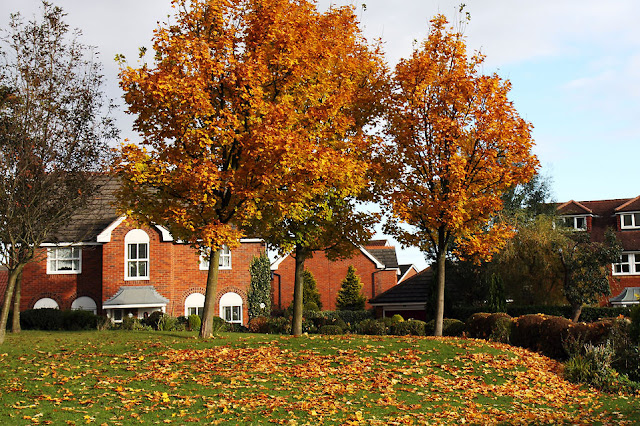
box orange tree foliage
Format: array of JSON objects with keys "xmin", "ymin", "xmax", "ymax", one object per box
[
  {"xmin": 381, "ymin": 16, "xmax": 538, "ymax": 336},
  {"xmin": 116, "ymin": 0, "xmax": 386, "ymax": 337}
]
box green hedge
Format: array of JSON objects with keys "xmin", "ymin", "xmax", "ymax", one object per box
[
  {"xmin": 20, "ymin": 309, "xmax": 100, "ymax": 331},
  {"xmin": 450, "ymin": 305, "xmax": 632, "ymax": 323}
]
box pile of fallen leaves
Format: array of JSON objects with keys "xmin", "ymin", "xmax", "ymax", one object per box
[{"xmin": 0, "ymin": 333, "xmax": 637, "ymax": 424}]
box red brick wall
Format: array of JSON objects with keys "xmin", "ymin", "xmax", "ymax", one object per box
[
  {"xmin": 0, "ymin": 219, "xmax": 264, "ymax": 325},
  {"xmin": 272, "ymin": 249, "xmax": 398, "ymax": 311},
  {"xmin": 102, "ymin": 221, "xmax": 264, "ymax": 323},
  {"xmin": 0, "ymin": 246, "xmax": 104, "ymax": 312}
]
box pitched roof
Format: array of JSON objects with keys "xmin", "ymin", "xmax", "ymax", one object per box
[
  {"xmin": 614, "ymin": 195, "xmax": 640, "ymax": 213},
  {"xmin": 369, "ymin": 267, "xmax": 433, "ymax": 305},
  {"xmin": 366, "ymin": 239, "xmax": 390, "ymax": 247},
  {"xmin": 366, "ymin": 247, "xmax": 399, "ymax": 269},
  {"xmin": 398, "ymin": 264, "xmax": 419, "ymax": 283},
  {"xmin": 103, "ymin": 286, "xmax": 170, "ymax": 308},
  {"xmin": 609, "ymin": 287, "xmax": 640, "ymax": 305},
  {"xmin": 556, "ymin": 200, "xmax": 593, "ymax": 215},
  {"xmin": 44, "ymin": 176, "xmax": 120, "ymax": 243}
]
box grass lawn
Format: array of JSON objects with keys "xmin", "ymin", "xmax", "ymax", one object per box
[{"xmin": 0, "ymin": 331, "xmax": 638, "ymax": 425}]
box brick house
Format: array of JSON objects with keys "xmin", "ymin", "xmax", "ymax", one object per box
[
  {"xmin": 556, "ymin": 196, "xmax": 640, "ymax": 306},
  {"xmin": 270, "ymin": 240, "xmax": 413, "ymax": 311},
  {"xmin": 0, "ymin": 179, "xmax": 265, "ymax": 325}
]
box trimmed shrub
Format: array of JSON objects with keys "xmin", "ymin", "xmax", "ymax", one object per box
[
  {"xmin": 427, "ymin": 318, "xmax": 468, "ymax": 337},
  {"xmin": 538, "ymin": 315, "xmax": 574, "ymax": 359},
  {"xmin": 20, "ymin": 308, "xmax": 62, "ymax": 331},
  {"xmin": 97, "ymin": 315, "xmax": 112, "ymax": 331},
  {"xmin": 511, "ymin": 314, "xmax": 547, "ymax": 350},
  {"xmin": 143, "ymin": 311, "xmax": 164, "ymax": 330},
  {"xmin": 188, "ymin": 315, "xmax": 201, "ymax": 332},
  {"xmin": 122, "ymin": 316, "xmax": 148, "ymax": 331},
  {"xmin": 357, "ymin": 319, "xmax": 386, "ymax": 336},
  {"xmin": 157, "ymin": 315, "xmax": 178, "ymax": 331},
  {"xmin": 391, "ymin": 314, "xmax": 404, "ymax": 323},
  {"xmin": 319, "ymin": 325, "xmax": 343, "ymax": 335},
  {"xmin": 392, "ymin": 319, "xmax": 426, "ymax": 336},
  {"xmin": 61, "ymin": 310, "xmax": 99, "ymax": 331},
  {"xmin": 248, "ymin": 316, "xmax": 269, "ymax": 333},
  {"xmin": 465, "ymin": 313, "xmax": 491, "ymax": 339},
  {"xmin": 210, "ymin": 316, "xmax": 227, "ymax": 335},
  {"xmin": 268, "ymin": 316, "xmax": 291, "ymax": 335},
  {"xmin": 466, "ymin": 313, "xmax": 511, "ymax": 340},
  {"xmin": 489, "ymin": 316, "xmax": 513, "ymax": 343},
  {"xmin": 305, "ymin": 310, "xmax": 373, "ymax": 332},
  {"xmin": 304, "ymin": 302, "xmax": 320, "ymax": 313},
  {"xmin": 450, "ymin": 305, "xmax": 632, "ymax": 323}
]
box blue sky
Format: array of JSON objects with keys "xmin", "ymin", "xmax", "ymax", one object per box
[{"xmin": 2, "ymin": 0, "xmax": 638, "ymax": 269}]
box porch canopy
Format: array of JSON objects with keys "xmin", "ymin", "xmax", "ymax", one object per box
[
  {"xmin": 103, "ymin": 285, "xmax": 169, "ymax": 310},
  {"xmin": 609, "ymin": 287, "xmax": 640, "ymax": 306}
]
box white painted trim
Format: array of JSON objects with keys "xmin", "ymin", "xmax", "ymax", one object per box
[
  {"xmin": 154, "ymin": 224, "xmax": 174, "ymax": 242},
  {"xmin": 612, "ymin": 252, "xmax": 640, "ymax": 276},
  {"xmin": 239, "ymin": 238, "xmax": 264, "ymax": 243},
  {"xmin": 103, "ymin": 304, "xmax": 167, "ymax": 310},
  {"xmin": 359, "ymin": 246, "xmax": 385, "ymax": 269},
  {"xmin": 398, "ymin": 265, "xmax": 418, "ymax": 282},
  {"xmin": 41, "ymin": 242, "xmax": 101, "ymax": 247},
  {"xmin": 270, "ymin": 253, "xmax": 290, "ymax": 270},
  {"xmin": 46, "ymin": 247, "xmax": 82, "ymax": 275},
  {"xmin": 124, "ymin": 230, "xmax": 150, "ymax": 280},
  {"xmin": 619, "ymin": 212, "xmax": 640, "ymax": 230},
  {"xmin": 96, "ymin": 216, "xmax": 126, "ymax": 243},
  {"xmin": 369, "ymin": 302, "xmax": 426, "ymax": 308}
]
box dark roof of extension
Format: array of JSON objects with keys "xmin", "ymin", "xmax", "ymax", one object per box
[
  {"xmin": 366, "ymin": 247, "xmax": 399, "ymax": 269},
  {"xmin": 369, "ymin": 267, "xmax": 433, "ymax": 305},
  {"xmin": 43, "ymin": 176, "xmax": 120, "ymax": 243}
]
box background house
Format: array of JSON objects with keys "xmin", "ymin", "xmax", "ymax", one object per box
[
  {"xmin": 556, "ymin": 196, "xmax": 640, "ymax": 305},
  {"xmin": 270, "ymin": 240, "xmax": 412, "ymax": 311}
]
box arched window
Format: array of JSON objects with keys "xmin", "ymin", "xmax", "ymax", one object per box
[
  {"xmin": 219, "ymin": 292, "xmax": 242, "ymax": 324},
  {"xmin": 71, "ymin": 296, "xmax": 97, "ymax": 314},
  {"xmin": 125, "ymin": 229, "xmax": 150, "ymax": 280},
  {"xmin": 185, "ymin": 293, "xmax": 205, "ymax": 317},
  {"xmin": 33, "ymin": 298, "xmax": 59, "ymax": 309}
]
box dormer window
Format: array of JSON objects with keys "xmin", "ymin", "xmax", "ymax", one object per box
[
  {"xmin": 558, "ymin": 216, "xmax": 587, "ymax": 231},
  {"xmin": 620, "ymin": 212, "xmax": 640, "ymax": 229}
]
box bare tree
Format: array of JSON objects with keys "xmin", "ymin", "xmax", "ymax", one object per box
[{"xmin": 0, "ymin": 2, "xmax": 116, "ymax": 343}]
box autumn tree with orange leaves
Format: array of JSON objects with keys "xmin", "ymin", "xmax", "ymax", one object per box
[
  {"xmin": 381, "ymin": 15, "xmax": 538, "ymax": 336},
  {"xmin": 116, "ymin": 0, "xmax": 386, "ymax": 338}
]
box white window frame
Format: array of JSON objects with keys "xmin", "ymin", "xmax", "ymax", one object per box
[
  {"xmin": 620, "ymin": 212, "xmax": 640, "ymax": 230},
  {"xmin": 199, "ymin": 245, "xmax": 232, "ymax": 271},
  {"xmin": 185, "ymin": 293, "xmax": 205, "ymax": 317},
  {"xmin": 558, "ymin": 215, "xmax": 587, "ymax": 231},
  {"xmin": 47, "ymin": 246, "xmax": 82, "ymax": 274},
  {"xmin": 125, "ymin": 229, "xmax": 150, "ymax": 280},
  {"xmin": 219, "ymin": 292, "xmax": 242, "ymax": 324},
  {"xmin": 33, "ymin": 298, "xmax": 59, "ymax": 309},
  {"xmin": 71, "ymin": 296, "xmax": 97, "ymax": 314},
  {"xmin": 613, "ymin": 252, "xmax": 640, "ymax": 275}
]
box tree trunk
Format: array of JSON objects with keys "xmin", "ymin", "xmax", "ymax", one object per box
[
  {"xmin": 200, "ymin": 249, "xmax": 221, "ymax": 339},
  {"xmin": 571, "ymin": 304, "xmax": 582, "ymax": 323},
  {"xmin": 0, "ymin": 265, "xmax": 24, "ymax": 344},
  {"xmin": 433, "ymin": 251, "xmax": 446, "ymax": 337},
  {"xmin": 11, "ymin": 270, "xmax": 22, "ymax": 333},
  {"xmin": 291, "ymin": 244, "xmax": 307, "ymax": 337}
]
